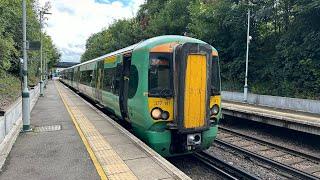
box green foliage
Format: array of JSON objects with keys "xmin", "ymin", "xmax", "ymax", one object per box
[
  {"xmin": 81, "ymin": 0, "xmax": 320, "ymax": 99},
  {"xmin": 0, "ymin": 0, "xmax": 60, "ymax": 76},
  {"xmin": 0, "ymin": 0, "xmax": 60, "ymax": 107},
  {"xmin": 143, "ymin": 0, "xmax": 192, "ymax": 37},
  {"xmin": 0, "ymin": 36, "xmax": 17, "ymax": 75},
  {"xmin": 81, "ymin": 19, "xmax": 140, "ymax": 62},
  {"xmin": 0, "ymin": 73, "xmax": 21, "ymax": 110},
  {"xmin": 189, "ymin": 0, "xmax": 249, "ymax": 86}
]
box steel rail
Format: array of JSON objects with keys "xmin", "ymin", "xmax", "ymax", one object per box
[
  {"xmin": 215, "ymin": 139, "xmax": 320, "ymax": 180},
  {"xmin": 194, "ymin": 152, "xmax": 260, "ymax": 180},
  {"xmin": 218, "ymin": 126, "xmax": 320, "ymax": 163}
]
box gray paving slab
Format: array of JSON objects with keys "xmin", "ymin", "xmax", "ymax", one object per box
[
  {"xmin": 0, "ymin": 81, "xmax": 99, "ymax": 180},
  {"xmin": 111, "ymin": 143, "xmax": 148, "ymax": 161},
  {"xmin": 101, "ymin": 133, "xmax": 133, "ymax": 146},
  {"xmin": 125, "ymin": 157, "xmax": 172, "ymax": 180},
  {"xmin": 91, "ymin": 121, "xmax": 122, "ymax": 135}
]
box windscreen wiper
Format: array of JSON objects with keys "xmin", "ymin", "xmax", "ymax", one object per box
[{"xmin": 159, "ymin": 88, "xmax": 173, "ymax": 97}]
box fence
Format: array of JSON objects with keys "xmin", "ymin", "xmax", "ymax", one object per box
[
  {"xmin": 0, "ymin": 84, "xmax": 40, "ymax": 168},
  {"xmin": 222, "ymin": 91, "xmax": 320, "ymax": 114}
]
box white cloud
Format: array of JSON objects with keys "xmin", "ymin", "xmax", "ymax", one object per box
[{"xmin": 39, "ymin": 0, "xmax": 145, "ymax": 62}]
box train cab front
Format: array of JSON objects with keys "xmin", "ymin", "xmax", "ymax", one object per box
[{"xmin": 146, "ymin": 41, "xmax": 221, "ymax": 156}]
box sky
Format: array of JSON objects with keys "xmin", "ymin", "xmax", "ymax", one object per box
[{"xmin": 39, "ymin": 0, "xmax": 145, "ymax": 62}]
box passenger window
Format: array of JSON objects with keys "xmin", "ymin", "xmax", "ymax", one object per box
[
  {"xmin": 102, "ymin": 66, "xmax": 120, "ymax": 96},
  {"xmin": 80, "ymin": 70, "xmax": 93, "ymax": 86},
  {"xmin": 103, "ymin": 67, "xmax": 114, "ymax": 92}
]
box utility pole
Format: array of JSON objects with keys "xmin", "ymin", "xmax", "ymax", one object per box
[
  {"xmin": 22, "ymin": 0, "xmax": 31, "ymax": 131},
  {"xmin": 39, "ymin": 10, "xmax": 44, "ymax": 96},
  {"xmin": 39, "ymin": 8, "xmax": 51, "ymax": 95},
  {"xmin": 244, "ymin": 9, "xmax": 251, "ymax": 102},
  {"xmin": 44, "ymin": 55, "xmax": 47, "ymax": 87}
]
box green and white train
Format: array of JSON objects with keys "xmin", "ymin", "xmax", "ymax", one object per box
[{"xmin": 60, "ymin": 35, "xmax": 221, "ymax": 157}]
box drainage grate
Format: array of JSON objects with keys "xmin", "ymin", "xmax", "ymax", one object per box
[{"xmin": 34, "ymin": 125, "xmax": 61, "ymax": 132}]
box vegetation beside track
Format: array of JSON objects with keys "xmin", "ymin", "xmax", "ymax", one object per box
[
  {"xmin": 0, "ymin": 0, "xmax": 60, "ymax": 110},
  {"xmin": 0, "ymin": 74, "xmax": 21, "ymax": 111}
]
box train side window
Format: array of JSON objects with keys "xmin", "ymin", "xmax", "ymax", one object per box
[
  {"xmin": 80, "ymin": 70, "xmax": 93, "ymax": 86},
  {"xmin": 81, "ymin": 71, "xmax": 85, "ymax": 84},
  {"xmin": 211, "ymin": 56, "xmax": 221, "ymax": 95},
  {"xmin": 128, "ymin": 65, "xmax": 138, "ymax": 99},
  {"xmin": 103, "ymin": 67, "xmax": 115, "ymax": 92}
]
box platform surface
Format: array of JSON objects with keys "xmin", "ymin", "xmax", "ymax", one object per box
[
  {"xmin": 0, "ymin": 81, "xmax": 99, "ymax": 179},
  {"xmin": 222, "ymin": 100, "xmax": 320, "ymax": 135},
  {"xmin": 0, "ymin": 81, "xmax": 189, "ymax": 180}
]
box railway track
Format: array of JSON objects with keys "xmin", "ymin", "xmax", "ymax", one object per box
[
  {"xmin": 217, "ymin": 126, "xmax": 320, "ymax": 179},
  {"xmin": 193, "ymin": 152, "xmax": 259, "ymax": 180}
]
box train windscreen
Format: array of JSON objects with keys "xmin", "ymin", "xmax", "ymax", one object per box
[{"xmin": 148, "ymin": 52, "xmax": 173, "ymax": 97}]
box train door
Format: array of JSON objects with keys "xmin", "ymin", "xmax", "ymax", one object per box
[
  {"xmin": 119, "ymin": 53, "xmax": 131, "ymax": 121},
  {"xmin": 174, "ymin": 43, "xmax": 212, "ymax": 133},
  {"xmin": 94, "ymin": 61, "xmax": 104, "ymax": 102}
]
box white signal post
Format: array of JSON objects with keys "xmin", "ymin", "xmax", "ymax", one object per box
[
  {"xmin": 244, "ymin": 9, "xmax": 252, "ymax": 102},
  {"xmin": 39, "ymin": 9, "xmax": 51, "ymax": 96}
]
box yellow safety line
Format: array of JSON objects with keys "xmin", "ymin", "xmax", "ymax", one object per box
[{"xmin": 55, "ymin": 82, "xmax": 108, "ymax": 180}]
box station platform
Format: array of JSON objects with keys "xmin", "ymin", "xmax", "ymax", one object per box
[
  {"xmin": 0, "ymin": 81, "xmax": 190, "ymax": 180},
  {"xmin": 222, "ymin": 100, "xmax": 320, "ymax": 136}
]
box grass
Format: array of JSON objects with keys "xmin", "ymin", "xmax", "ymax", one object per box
[{"xmin": 0, "ymin": 73, "xmax": 21, "ymax": 111}]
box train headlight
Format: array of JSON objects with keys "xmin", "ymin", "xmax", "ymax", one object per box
[
  {"xmin": 161, "ymin": 111, "xmax": 169, "ymax": 120},
  {"xmin": 210, "ymin": 105, "xmax": 219, "ymax": 115},
  {"xmin": 151, "ymin": 108, "xmax": 162, "ymax": 120}
]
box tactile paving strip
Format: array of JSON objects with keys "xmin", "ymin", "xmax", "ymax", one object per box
[
  {"xmin": 34, "ymin": 125, "xmax": 61, "ymax": 132},
  {"xmin": 56, "ymin": 82, "xmax": 137, "ymax": 180}
]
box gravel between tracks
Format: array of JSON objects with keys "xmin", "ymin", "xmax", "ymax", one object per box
[
  {"xmin": 211, "ymin": 116, "xmax": 320, "ymax": 179},
  {"xmin": 168, "ymin": 155, "xmax": 227, "ymax": 180},
  {"xmin": 221, "ymin": 116, "xmax": 320, "ymax": 160},
  {"xmin": 206, "ymin": 143, "xmax": 289, "ymax": 180}
]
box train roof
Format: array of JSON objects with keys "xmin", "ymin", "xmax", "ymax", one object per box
[
  {"xmin": 64, "ymin": 35, "xmax": 217, "ymax": 71},
  {"xmin": 70, "ymin": 43, "xmax": 140, "ymax": 69}
]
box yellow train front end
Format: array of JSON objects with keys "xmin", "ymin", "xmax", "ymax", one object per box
[{"xmin": 146, "ymin": 40, "xmax": 221, "ymax": 156}]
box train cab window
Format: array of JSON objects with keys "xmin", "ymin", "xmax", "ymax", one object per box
[
  {"xmin": 211, "ymin": 56, "xmax": 221, "ymax": 95},
  {"xmin": 148, "ymin": 53, "xmax": 173, "ymax": 97}
]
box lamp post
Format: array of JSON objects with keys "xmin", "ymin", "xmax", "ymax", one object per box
[
  {"xmin": 44, "ymin": 55, "xmax": 48, "ymax": 87},
  {"xmin": 39, "ymin": 9, "xmax": 51, "ymax": 96},
  {"xmin": 22, "ymin": 0, "xmax": 31, "ymax": 131},
  {"xmin": 243, "ymin": 9, "xmax": 252, "ymax": 102}
]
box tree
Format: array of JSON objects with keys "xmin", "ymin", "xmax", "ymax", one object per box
[
  {"xmin": 81, "ymin": 19, "xmax": 140, "ymax": 62},
  {"xmin": 80, "ymin": 0, "xmax": 320, "ymax": 99},
  {"xmin": 0, "ymin": 0, "xmax": 60, "ymax": 83}
]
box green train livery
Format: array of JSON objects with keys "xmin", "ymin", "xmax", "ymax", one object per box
[{"xmin": 60, "ymin": 35, "xmax": 221, "ymax": 157}]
